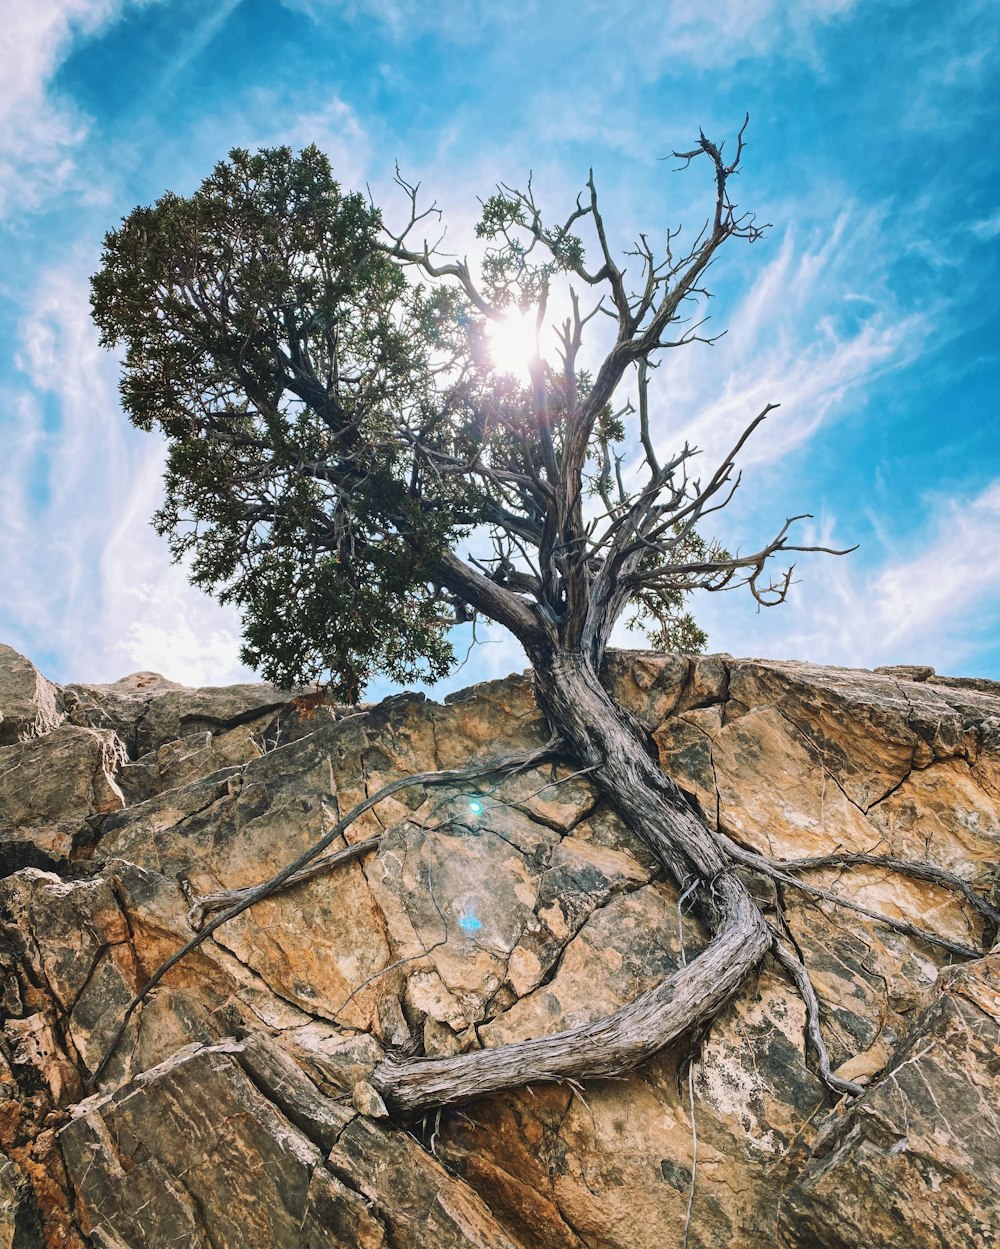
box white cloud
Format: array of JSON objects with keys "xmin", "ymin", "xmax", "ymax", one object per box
[
  {"xmin": 682, "ymin": 482, "xmax": 1000, "ymax": 676},
  {"xmin": 871, "ymin": 483, "xmax": 1000, "ymax": 653},
  {"xmin": 630, "ymin": 0, "xmax": 859, "ymax": 69},
  {"xmin": 649, "ymin": 205, "xmax": 933, "ymax": 474},
  {"xmin": 285, "ymin": 0, "xmax": 859, "ymax": 67},
  {"xmin": 259, "ymin": 95, "xmax": 373, "ymax": 192},
  {"xmin": 970, "ymin": 213, "xmax": 1000, "ymax": 241}
]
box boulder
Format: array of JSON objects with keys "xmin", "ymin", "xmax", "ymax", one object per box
[
  {"xmin": 779, "ymin": 955, "xmax": 1000, "ymax": 1249},
  {"xmin": 0, "ymin": 724, "xmax": 127, "ymax": 870},
  {"xmin": 65, "ymin": 671, "xmax": 296, "ymax": 758},
  {"xmin": 59, "ymin": 1038, "xmax": 525, "ymax": 1249}
]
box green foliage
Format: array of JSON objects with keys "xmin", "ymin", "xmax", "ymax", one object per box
[
  {"xmin": 475, "ymin": 191, "xmax": 584, "ymax": 309},
  {"xmin": 92, "ymin": 146, "xmax": 466, "ymax": 695},
  {"xmin": 626, "ymin": 527, "xmax": 732, "ymax": 655}
]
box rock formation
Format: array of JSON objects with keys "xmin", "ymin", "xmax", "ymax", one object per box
[{"xmin": 1, "ymin": 640, "xmax": 997, "ymax": 1248}]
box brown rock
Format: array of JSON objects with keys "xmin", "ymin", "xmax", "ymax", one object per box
[
  {"xmin": 480, "ymin": 882, "xmax": 694, "ymax": 1047},
  {"xmin": 433, "ymin": 673, "xmax": 547, "ymax": 767},
  {"xmin": 117, "ymin": 721, "xmax": 269, "ymax": 804},
  {"xmin": 780, "ymin": 955, "xmax": 1000, "ymax": 1248},
  {"xmin": 601, "ymin": 648, "xmax": 691, "ymax": 725},
  {"xmin": 65, "ymin": 670, "xmax": 293, "ymax": 757},
  {"xmin": 0, "ymin": 1149, "xmax": 43, "ymax": 1249},
  {"xmin": 327, "ymin": 1114, "xmax": 527, "ymax": 1248},
  {"xmin": 0, "ymin": 870, "xmax": 140, "ymax": 1073},
  {"xmin": 368, "ymin": 799, "xmax": 652, "ymax": 1034},
  {"xmin": 0, "ymin": 724, "xmax": 126, "ymax": 868},
  {"xmin": 60, "ymin": 1041, "xmax": 389, "ymax": 1249},
  {"xmin": 0, "ymin": 647, "xmax": 997, "ymax": 1249},
  {"xmin": 873, "ymin": 664, "xmax": 935, "ymax": 681}
]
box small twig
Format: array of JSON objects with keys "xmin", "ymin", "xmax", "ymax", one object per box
[{"xmin": 677, "ymin": 874, "xmax": 700, "ymax": 968}]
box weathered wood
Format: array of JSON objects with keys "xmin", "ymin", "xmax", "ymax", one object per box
[
  {"xmin": 187, "ymin": 835, "xmax": 383, "ymax": 929},
  {"xmin": 373, "ymin": 870, "xmax": 767, "ymax": 1115}
]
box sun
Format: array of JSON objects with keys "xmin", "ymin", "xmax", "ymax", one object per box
[{"xmin": 485, "ymin": 311, "xmax": 539, "ymax": 380}]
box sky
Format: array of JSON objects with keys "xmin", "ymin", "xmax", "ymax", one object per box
[{"xmin": 1, "ymin": 0, "xmax": 998, "ymax": 696}]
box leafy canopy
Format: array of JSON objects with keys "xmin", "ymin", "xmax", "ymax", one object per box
[{"xmin": 92, "ymin": 146, "xmax": 473, "ymax": 696}]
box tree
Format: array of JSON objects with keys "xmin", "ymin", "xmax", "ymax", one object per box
[{"xmin": 89, "ymin": 127, "xmax": 996, "ymax": 1111}]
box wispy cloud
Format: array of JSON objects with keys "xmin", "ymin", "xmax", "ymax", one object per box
[
  {"xmin": 156, "ymin": 0, "xmax": 242, "ymax": 91},
  {"xmin": 254, "ymin": 94, "xmax": 373, "ymax": 191},
  {"xmin": 285, "ymin": 0, "xmax": 860, "ymax": 68},
  {"xmin": 0, "ymin": 0, "xmax": 138, "ymax": 215},
  {"xmin": 624, "ymin": 0, "xmax": 860, "ymax": 70},
  {"xmin": 896, "ymin": 0, "xmax": 999, "ymax": 135},
  {"xmin": 683, "ymin": 481, "xmax": 1000, "ymax": 675},
  {"xmin": 651, "ymin": 205, "xmax": 933, "ymax": 473},
  {"xmin": 0, "ymin": 259, "xmax": 253, "ymax": 685},
  {"xmin": 871, "ymin": 482, "xmax": 1000, "ymax": 654},
  {"xmin": 970, "ymin": 213, "xmax": 1000, "ymax": 241}
]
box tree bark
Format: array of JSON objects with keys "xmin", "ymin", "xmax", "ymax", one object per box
[{"xmin": 372, "ymin": 649, "xmax": 769, "ymax": 1117}]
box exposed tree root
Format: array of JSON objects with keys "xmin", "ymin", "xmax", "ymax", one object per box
[
  {"xmin": 187, "ymin": 835, "xmax": 383, "ymax": 929},
  {"xmin": 370, "ymin": 872, "xmax": 769, "ymax": 1117},
  {"xmin": 769, "ymin": 931, "xmax": 865, "ymax": 1098},
  {"xmin": 85, "ymin": 672, "xmax": 992, "ymax": 1122},
  {"xmin": 717, "ymin": 832, "xmax": 985, "ymax": 959},
  {"xmin": 85, "ymin": 741, "xmax": 558, "ymax": 1090},
  {"xmin": 754, "ymin": 847, "xmax": 1000, "ymax": 929}
]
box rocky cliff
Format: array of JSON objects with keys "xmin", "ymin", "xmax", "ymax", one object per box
[{"xmin": 1, "ymin": 642, "xmax": 998, "ymax": 1249}]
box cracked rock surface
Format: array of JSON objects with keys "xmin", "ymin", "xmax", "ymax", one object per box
[{"xmin": 1, "ymin": 643, "xmax": 998, "ymax": 1247}]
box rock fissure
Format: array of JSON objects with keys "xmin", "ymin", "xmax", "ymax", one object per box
[
  {"xmin": 772, "ymin": 703, "xmax": 902, "ymax": 820},
  {"xmin": 206, "ymin": 927, "xmax": 348, "ymax": 1028}
]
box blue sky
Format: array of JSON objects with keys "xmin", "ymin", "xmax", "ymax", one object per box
[{"xmin": 1, "ymin": 0, "xmax": 998, "ymax": 694}]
